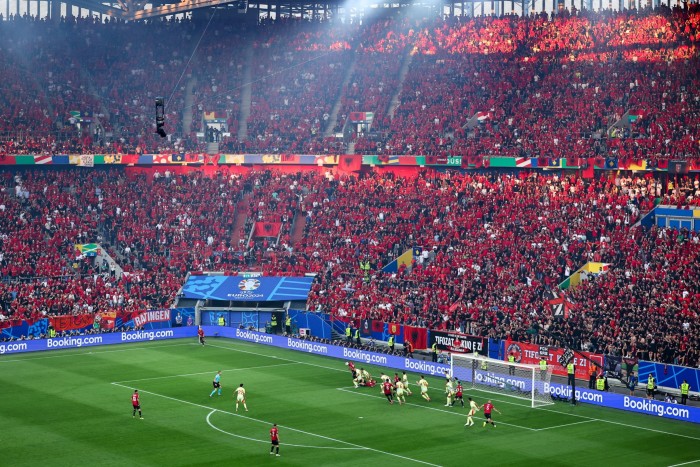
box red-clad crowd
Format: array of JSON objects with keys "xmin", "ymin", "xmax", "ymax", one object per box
[
  {"xmin": 1, "ymin": 7, "xmax": 699, "ymax": 160},
  {"xmin": 0, "ymin": 167, "xmax": 699, "ymax": 367}
]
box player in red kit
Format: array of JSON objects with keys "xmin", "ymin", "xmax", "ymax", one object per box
[
  {"xmin": 132, "ymin": 390, "xmax": 143, "ymax": 419},
  {"xmin": 452, "ymin": 380, "xmax": 465, "ymax": 407},
  {"xmin": 482, "ymin": 400, "xmax": 501, "ymax": 427},
  {"xmin": 198, "ymin": 326, "xmax": 205, "ymax": 346},
  {"xmin": 269, "ymin": 424, "xmax": 280, "ymax": 456},
  {"xmin": 346, "ymin": 361, "xmax": 357, "ymax": 380},
  {"xmin": 382, "ymin": 380, "xmax": 394, "ymax": 404}
]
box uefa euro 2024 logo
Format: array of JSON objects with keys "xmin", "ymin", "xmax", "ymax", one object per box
[{"xmin": 238, "ymin": 278, "xmax": 261, "ymax": 291}]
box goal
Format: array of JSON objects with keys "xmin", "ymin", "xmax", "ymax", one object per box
[{"xmin": 449, "ymin": 353, "xmax": 554, "ymax": 408}]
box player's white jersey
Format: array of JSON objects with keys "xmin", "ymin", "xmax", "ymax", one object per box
[
  {"xmin": 469, "ymin": 400, "xmax": 479, "ymax": 415},
  {"xmin": 418, "ymin": 378, "xmax": 429, "ymax": 393},
  {"xmin": 235, "ymin": 386, "xmax": 246, "ymax": 401}
]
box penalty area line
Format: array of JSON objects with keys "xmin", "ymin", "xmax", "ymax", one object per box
[
  {"xmin": 112, "ymin": 362, "xmax": 298, "ymax": 384},
  {"xmin": 111, "ymin": 382, "xmax": 442, "ymax": 467},
  {"xmin": 336, "ymin": 387, "xmax": 537, "ymax": 432},
  {"xmin": 533, "ymin": 406, "xmax": 700, "ymax": 442},
  {"xmin": 533, "ymin": 419, "xmax": 596, "ymax": 431}
]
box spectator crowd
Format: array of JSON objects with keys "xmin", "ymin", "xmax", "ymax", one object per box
[{"xmin": 1, "ymin": 166, "xmax": 699, "ymax": 368}]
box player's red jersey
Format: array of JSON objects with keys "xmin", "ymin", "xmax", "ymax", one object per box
[
  {"xmin": 483, "ymin": 402, "xmax": 493, "ymax": 414},
  {"xmin": 347, "ymin": 362, "xmax": 356, "ymax": 372},
  {"xmin": 132, "ymin": 393, "xmax": 140, "ymax": 406},
  {"xmin": 198, "ymin": 329, "xmax": 204, "ymax": 337},
  {"xmin": 270, "ymin": 427, "xmax": 279, "ymax": 442},
  {"xmin": 394, "ymin": 375, "xmax": 401, "ymax": 384},
  {"xmin": 456, "ymin": 384, "xmax": 463, "ymax": 397},
  {"xmin": 382, "ymin": 381, "xmax": 393, "ymax": 395}
]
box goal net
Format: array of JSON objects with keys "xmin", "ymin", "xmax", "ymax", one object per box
[{"xmin": 450, "ymin": 353, "xmax": 554, "ymax": 408}]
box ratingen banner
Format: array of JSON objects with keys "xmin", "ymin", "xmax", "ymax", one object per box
[{"xmin": 429, "ymin": 330, "xmax": 488, "ymax": 356}]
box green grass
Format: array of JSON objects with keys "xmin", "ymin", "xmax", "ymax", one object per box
[{"xmin": 2, "ymin": 338, "xmax": 699, "ymax": 467}]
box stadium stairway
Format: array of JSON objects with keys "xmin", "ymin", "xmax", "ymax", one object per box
[
  {"xmin": 237, "ymin": 46, "xmax": 254, "ymax": 141},
  {"xmin": 323, "ymin": 53, "xmax": 357, "ymax": 138},
  {"xmin": 230, "ymin": 192, "xmax": 252, "ymax": 246},
  {"xmin": 288, "ymin": 211, "xmax": 307, "ymax": 246},
  {"xmin": 182, "ymin": 77, "xmax": 197, "ymax": 135},
  {"xmin": 206, "ymin": 141, "xmax": 219, "ymax": 154},
  {"xmin": 387, "ymin": 48, "xmax": 414, "ymax": 120}
]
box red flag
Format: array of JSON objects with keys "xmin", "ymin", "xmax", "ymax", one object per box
[
  {"xmin": 582, "ymin": 157, "xmax": 595, "ymax": 179},
  {"xmin": 403, "ymin": 325, "xmax": 428, "ymax": 350},
  {"xmin": 370, "ymin": 320, "xmax": 384, "ymax": 334},
  {"xmin": 389, "ymin": 323, "xmax": 400, "ymax": 336},
  {"xmin": 253, "ymin": 222, "xmax": 282, "ymax": 237},
  {"xmin": 337, "ymin": 155, "xmax": 362, "ymax": 173}
]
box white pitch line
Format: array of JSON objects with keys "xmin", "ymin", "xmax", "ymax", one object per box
[
  {"xmin": 112, "ymin": 362, "xmax": 298, "ymax": 384},
  {"xmin": 534, "ymin": 406, "xmax": 700, "ymax": 442},
  {"xmin": 336, "ymin": 387, "xmax": 537, "ymax": 431},
  {"xmin": 0, "ymin": 342, "xmax": 194, "ymax": 363},
  {"xmin": 111, "ymin": 382, "xmax": 442, "ymax": 467},
  {"xmin": 667, "ymin": 459, "xmax": 700, "ymax": 467},
  {"xmin": 206, "ymin": 410, "xmax": 366, "ymax": 450},
  {"xmin": 533, "ymin": 419, "xmax": 596, "ymax": 431},
  {"xmin": 205, "ymin": 342, "xmax": 347, "ymax": 374}
]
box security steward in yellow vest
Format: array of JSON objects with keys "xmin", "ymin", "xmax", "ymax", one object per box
[
  {"xmin": 432, "ymin": 343, "xmax": 438, "ymax": 362},
  {"xmin": 346, "ymin": 325, "xmax": 352, "ymax": 342},
  {"xmin": 508, "ymin": 353, "xmax": 516, "ymax": 375},
  {"xmin": 218, "ymin": 316, "xmax": 225, "ymax": 326},
  {"xmin": 680, "ymin": 380, "xmax": 690, "ymax": 405},
  {"xmin": 271, "ymin": 315, "xmax": 277, "ymax": 333},
  {"xmin": 646, "ymin": 374, "xmax": 655, "ymax": 400},
  {"xmin": 388, "ymin": 335, "xmax": 395, "ymax": 351},
  {"xmin": 567, "ymin": 362, "xmax": 576, "ymax": 405},
  {"xmin": 285, "ymin": 315, "xmax": 292, "ymax": 335},
  {"xmin": 596, "ymin": 373, "xmax": 606, "ymax": 391},
  {"xmin": 355, "ymin": 328, "xmax": 361, "ymax": 345},
  {"xmin": 539, "ymin": 357, "xmax": 547, "ymax": 378}
]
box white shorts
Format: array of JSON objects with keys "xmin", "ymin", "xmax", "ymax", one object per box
[
  {"xmin": 236, "ymin": 394, "xmax": 245, "ymax": 402},
  {"xmin": 421, "ymin": 387, "xmax": 428, "ymax": 394},
  {"xmin": 397, "ymin": 389, "xmax": 405, "ymax": 397}
]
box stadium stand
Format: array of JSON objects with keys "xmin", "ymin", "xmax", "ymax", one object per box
[{"xmin": 0, "ymin": 6, "xmax": 699, "ymax": 369}]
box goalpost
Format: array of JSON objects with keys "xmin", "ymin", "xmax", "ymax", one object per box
[{"xmin": 450, "ymin": 353, "xmax": 554, "ymax": 408}]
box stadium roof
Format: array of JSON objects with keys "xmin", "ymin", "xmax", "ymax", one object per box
[{"xmin": 68, "ymin": 0, "xmax": 425, "ymax": 21}]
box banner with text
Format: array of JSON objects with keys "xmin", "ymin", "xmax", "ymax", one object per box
[
  {"xmin": 429, "ymin": 330, "xmax": 488, "ymax": 356},
  {"xmin": 0, "ymin": 327, "xmax": 196, "ymax": 355},
  {"xmin": 504, "ymin": 341, "xmax": 603, "ymax": 381}
]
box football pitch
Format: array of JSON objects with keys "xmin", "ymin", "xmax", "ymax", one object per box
[{"xmin": 2, "ymin": 338, "xmax": 700, "ymax": 467}]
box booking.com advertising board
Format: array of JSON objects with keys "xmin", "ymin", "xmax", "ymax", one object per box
[
  {"xmin": 0, "ymin": 327, "xmax": 197, "ymax": 355},
  {"xmin": 214, "ymin": 327, "xmax": 700, "ymax": 425}
]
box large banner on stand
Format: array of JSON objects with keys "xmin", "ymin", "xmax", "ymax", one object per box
[{"xmin": 429, "ymin": 330, "xmax": 488, "ymax": 356}]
